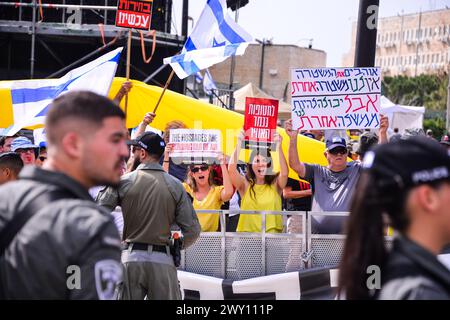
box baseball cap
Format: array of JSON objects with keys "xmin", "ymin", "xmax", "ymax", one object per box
[
  {"xmin": 127, "ymin": 131, "xmax": 166, "ymax": 156},
  {"xmin": 326, "ymin": 136, "xmax": 347, "ymax": 151},
  {"xmin": 11, "ymin": 137, "xmax": 38, "ymax": 152},
  {"xmin": 356, "ymin": 131, "xmax": 379, "ymax": 156},
  {"xmin": 362, "ymin": 136, "xmax": 450, "ymax": 190}
]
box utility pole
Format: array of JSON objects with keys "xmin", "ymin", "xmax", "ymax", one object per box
[
  {"xmin": 354, "ymin": 0, "xmax": 379, "ymax": 67},
  {"xmin": 228, "ymin": 0, "xmax": 240, "ymax": 110},
  {"xmin": 180, "ymin": 0, "xmax": 189, "ymax": 94},
  {"xmin": 258, "ymin": 38, "xmax": 266, "ymax": 90},
  {"xmin": 414, "ymin": 9, "xmax": 422, "ymax": 77}
]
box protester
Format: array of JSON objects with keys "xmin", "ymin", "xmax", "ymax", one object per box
[
  {"xmin": 339, "ymin": 136, "xmax": 450, "ymax": 299},
  {"xmin": 183, "ymin": 153, "xmax": 234, "ymax": 232},
  {"xmin": 160, "ymin": 120, "xmax": 189, "ymax": 182},
  {"xmin": 0, "ymin": 152, "xmax": 23, "ymax": 185},
  {"xmin": 390, "ymin": 127, "xmax": 402, "ymax": 142},
  {"xmin": 97, "ymin": 131, "xmax": 201, "ymax": 300},
  {"xmin": 10, "ymin": 136, "xmax": 38, "ymax": 165},
  {"xmin": 0, "ymin": 135, "xmax": 17, "ymax": 154},
  {"xmin": 0, "ymin": 91, "xmax": 127, "ymax": 299},
  {"xmin": 35, "ymin": 142, "xmax": 47, "ymax": 167},
  {"xmin": 440, "ymin": 133, "xmax": 450, "ymax": 151},
  {"xmin": 113, "ymin": 80, "xmax": 133, "ymax": 104},
  {"xmin": 284, "ymin": 116, "xmax": 388, "ymax": 234},
  {"xmin": 355, "ymin": 131, "xmax": 379, "ymax": 160},
  {"xmin": 228, "ymin": 130, "xmax": 288, "ymax": 233},
  {"xmin": 126, "ymin": 112, "xmax": 157, "ymax": 172}
]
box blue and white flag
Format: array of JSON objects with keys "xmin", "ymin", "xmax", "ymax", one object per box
[
  {"xmin": 203, "ymin": 69, "xmax": 217, "ymax": 95},
  {"xmin": 163, "ymin": 0, "xmax": 253, "ymax": 79},
  {"xmin": 0, "ymin": 47, "xmax": 123, "ymax": 136}
]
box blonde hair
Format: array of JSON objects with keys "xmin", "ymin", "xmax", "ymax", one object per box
[{"xmin": 163, "ymin": 120, "xmax": 187, "ymax": 142}]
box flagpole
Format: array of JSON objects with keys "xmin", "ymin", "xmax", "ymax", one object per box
[
  {"xmin": 125, "ymin": 29, "xmax": 132, "ymax": 119},
  {"xmin": 153, "ymin": 69, "xmax": 175, "ymax": 113}
]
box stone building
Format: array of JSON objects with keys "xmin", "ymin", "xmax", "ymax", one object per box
[
  {"xmin": 209, "ymin": 43, "xmax": 326, "ymax": 104},
  {"xmin": 342, "ymin": 8, "xmax": 450, "ymax": 77}
]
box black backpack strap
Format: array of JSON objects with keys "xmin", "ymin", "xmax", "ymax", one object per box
[{"xmin": 0, "ymin": 189, "xmax": 74, "ymax": 257}]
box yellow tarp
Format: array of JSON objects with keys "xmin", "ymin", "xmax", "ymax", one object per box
[{"xmin": 109, "ymin": 77, "xmax": 328, "ymax": 179}]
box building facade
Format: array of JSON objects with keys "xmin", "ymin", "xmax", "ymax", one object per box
[
  {"xmin": 209, "ymin": 43, "xmax": 326, "ymax": 104},
  {"xmin": 342, "ymin": 8, "xmax": 450, "ymax": 77}
]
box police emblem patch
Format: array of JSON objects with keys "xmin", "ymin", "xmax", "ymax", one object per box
[{"xmin": 95, "ymin": 260, "xmax": 122, "ymax": 300}]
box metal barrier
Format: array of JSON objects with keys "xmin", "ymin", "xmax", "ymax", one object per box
[
  {"xmin": 181, "ymin": 210, "xmax": 307, "ymax": 280},
  {"xmin": 181, "ymin": 210, "xmax": 394, "ymax": 280}
]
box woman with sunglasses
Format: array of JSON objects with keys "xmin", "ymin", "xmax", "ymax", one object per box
[
  {"xmin": 228, "ymin": 130, "xmax": 288, "ymax": 233},
  {"xmin": 183, "ymin": 153, "xmax": 234, "ymax": 232}
]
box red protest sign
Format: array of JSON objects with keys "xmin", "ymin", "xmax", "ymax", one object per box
[
  {"xmin": 115, "ymin": 0, "xmax": 153, "ymax": 30},
  {"xmin": 243, "ymin": 97, "xmax": 279, "ymax": 149}
]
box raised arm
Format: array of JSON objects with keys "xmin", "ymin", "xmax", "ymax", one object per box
[
  {"xmin": 285, "ymin": 120, "xmax": 306, "ymax": 178},
  {"xmin": 274, "ymin": 132, "xmax": 288, "ymax": 191},
  {"xmin": 113, "ymin": 81, "xmax": 132, "ymax": 104},
  {"xmin": 162, "ymin": 143, "xmax": 174, "ymax": 173},
  {"xmin": 132, "ymin": 112, "xmax": 156, "ymax": 139},
  {"xmin": 378, "ymin": 114, "xmax": 389, "ymax": 144},
  {"xmin": 228, "ymin": 129, "xmax": 247, "ymax": 194},
  {"xmin": 218, "ymin": 153, "xmax": 234, "ymax": 202}
]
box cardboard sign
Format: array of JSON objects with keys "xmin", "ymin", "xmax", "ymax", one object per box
[
  {"xmin": 291, "ymin": 67, "xmax": 381, "ymax": 130},
  {"xmin": 115, "ymin": 0, "xmax": 153, "ymax": 30},
  {"xmin": 169, "ymin": 129, "xmax": 221, "ymax": 164},
  {"xmin": 243, "ymin": 97, "xmax": 279, "ymax": 150}
]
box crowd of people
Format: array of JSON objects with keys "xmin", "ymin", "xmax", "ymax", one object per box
[{"xmin": 0, "ymin": 84, "xmax": 450, "ymax": 300}]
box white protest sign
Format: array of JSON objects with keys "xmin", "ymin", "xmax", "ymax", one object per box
[
  {"xmin": 291, "ymin": 67, "xmax": 381, "ymax": 130},
  {"xmin": 169, "ymin": 129, "xmax": 221, "ymax": 164}
]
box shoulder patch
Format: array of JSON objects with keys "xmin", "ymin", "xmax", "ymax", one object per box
[{"xmin": 95, "ymin": 259, "xmax": 122, "ymax": 300}]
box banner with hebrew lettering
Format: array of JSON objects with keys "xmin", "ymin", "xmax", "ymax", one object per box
[
  {"xmin": 169, "ymin": 129, "xmax": 222, "ymax": 164},
  {"xmin": 115, "ymin": 0, "xmax": 153, "ymax": 30},
  {"xmin": 291, "ymin": 67, "xmax": 381, "ymax": 130},
  {"xmin": 243, "ymin": 97, "xmax": 279, "ymax": 150}
]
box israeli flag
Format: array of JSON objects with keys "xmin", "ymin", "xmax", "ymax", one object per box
[
  {"xmin": 203, "ymin": 69, "xmax": 217, "ymax": 95},
  {"xmin": 164, "ymin": 0, "xmax": 253, "ymax": 79},
  {"xmin": 0, "ymin": 47, "xmax": 123, "ymax": 136}
]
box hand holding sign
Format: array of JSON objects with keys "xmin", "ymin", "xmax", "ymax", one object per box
[{"xmin": 284, "ymin": 119, "xmax": 299, "ymax": 140}]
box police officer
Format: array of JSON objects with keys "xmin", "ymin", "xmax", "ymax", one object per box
[
  {"xmin": 0, "ymin": 91, "xmax": 129, "ymax": 299},
  {"xmin": 97, "ymin": 131, "xmax": 201, "ymax": 300}
]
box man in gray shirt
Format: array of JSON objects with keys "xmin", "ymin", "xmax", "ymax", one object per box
[{"xmin": 284, "ymin": 117, "xmax": 388, "ymax": 233}]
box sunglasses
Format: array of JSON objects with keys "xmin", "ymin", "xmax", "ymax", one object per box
[
  {"xmin": 191, "ymin": 165, "xmax": 209, "ymax": 173},
  {"xmin": 329, "ymin": 147, "xmax": 348, "ymax": 155},
  {"xmin": 38, "ymin": 156, "xmax": 47, "ymax": 162},
  {"xmin": 16, "ymin": 148, "xmax": 34, "ymax": 154}
]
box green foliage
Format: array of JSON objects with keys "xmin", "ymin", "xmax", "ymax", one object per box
[
  {"xmin": 382, "ymin": 73, "xmax": 448, "ymax": 111},
  {"xmin": 423, "ymin": 118, "xmax": 446, "ymax": 140}
]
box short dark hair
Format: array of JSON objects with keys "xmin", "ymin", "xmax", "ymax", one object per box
[
  {"xmin": 0, "ymin": 152, "xmax": 24, "ymax": 175},
  {"xmin": 46, "ymin": 91, "xmax": 125, "ymax": 144},
  {"xmin": 0, "ymin": 134, "xmax": 18, "ymax": 147}
]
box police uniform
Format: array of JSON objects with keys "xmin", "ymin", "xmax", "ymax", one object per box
[
  {"xmin": 97, "ymin": 162, "xmax": 201, "ymax": 300},
  {"xmin": 0, "ymin": 166, "xmax": 122, "ymax": 299}
]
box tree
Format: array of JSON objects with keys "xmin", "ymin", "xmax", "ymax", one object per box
[{"xmin": 382, "ymin": 73, "xmax": 448, "ymax": 111}]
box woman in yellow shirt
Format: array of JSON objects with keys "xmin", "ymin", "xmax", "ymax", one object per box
[
  {"xmin": 183, "ymin": 153, "xmax": 234, "ymax": 232},
  {"xmin": 228, "ymin": 130, "xmax": 288, "ymax": 233}
]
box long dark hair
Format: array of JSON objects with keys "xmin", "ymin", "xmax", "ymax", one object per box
[
  {"xmin": 245, "ymin": 149, "xmax": 279, "ymax": 200},
  {"xmin": 338, "ymin": 171, "xmax": 411, "ymax": 299}
]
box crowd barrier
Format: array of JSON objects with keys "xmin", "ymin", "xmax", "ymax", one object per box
[{"xmin": 179, "ymin": 210, "xmax": 393, "ymax": 280}]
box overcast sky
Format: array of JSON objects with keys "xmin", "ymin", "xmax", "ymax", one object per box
[{"xmin": 172, "ymin": 0, "xmax": 450, "ymax": 67}]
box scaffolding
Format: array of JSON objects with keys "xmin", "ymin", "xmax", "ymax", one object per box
[{"xmin": 0, "ymin": 1, "xmax": 183, "ymax": 79}]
